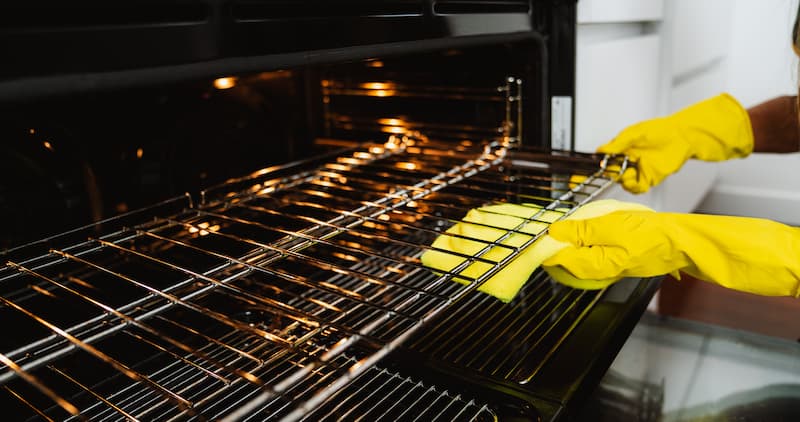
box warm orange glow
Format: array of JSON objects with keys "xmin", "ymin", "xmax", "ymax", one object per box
[
  {"xmin": 377, "ymin": 118, "xmax": 405, "ymax": 126},
  {"xmin": 28, "ymin": 128, "xmax": 35, "ymax": 135},
  {"xmin": 353, "ymin": 152, "xmax": 372, "ymax": 159},
  {"xmin": 337, "ymin": 157, "xmax": 363, "ymax": 165},
  {"xmin": 325, "ymin": 163, "xmax": 351, "ymax": 172},
  {"xmin": 189, "ymin": 221, "xmax": 219, "ymax": 236},
  {"xmin": 332, "ymin": 252, "xmax": 358, "ymax": 262},
  {"xmin": 350, "ymin": 360, "xmax": 366, "ymax": 372},
  {"xmin": 213, "ymin": 77, "xmax": 237, "ymax": 90},
  {"xmin": 42, "ymin": 141, "xmax": 54, "ymax": 152},
  {"xmin": 240, "ymin": 371, "xmax": 261, "ymax": 384},
  {"xmin": 378, "ymin": 214, "xmax": 391, "ymax": 221},
  {"xmin": 307, "ymin": 298, "xmax": 341, "ymax": 312},
  {"xmin": 370, "ymin": 89, "xmax": 395, "ymax": 97},
  {"xmin": 136, "ymin": 148, "xmax": 143, "ymax": 159},
  {"xmin": 30, "ymin": 284, "xmax": 57, "ymax": 298},
  {"xmin": 360, "ymin": 82, "xmax": 393, "ymax": 90},
  {"xmin": 384, "ymin": 136, "xmax": 402, "ymax": 150},
  {"xmin": 395, "ymin": 162, "xmax": 417, "ymax": 170},
  {"xmin": 366, "ymin": 60, "xmax": 385, "ymax": 68},
  {"xmin": 369, "ymin": 146, "xmax": 385, "ymax": 154},
  {"xmin": 254, "ymin": 70, "xmax": 290, "ymax": 81},
  {"xmin": 382, "ymin": 126, "xmax": 407, "ymax": 134},
  {"xmin": 67, "ymin": 276, "xmax": 94, "ymax": 289}
]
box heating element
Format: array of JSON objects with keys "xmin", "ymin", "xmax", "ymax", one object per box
[{"xmin": 0, "ymin": 129, "xmax": 628, "ymax": 420}]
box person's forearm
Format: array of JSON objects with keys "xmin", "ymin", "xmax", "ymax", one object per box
[{"xmin": 747, "ymin": 95, "xmax": 800, "ymax": 153}]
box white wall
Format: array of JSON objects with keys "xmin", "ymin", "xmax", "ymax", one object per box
[
  {"xmin": 575, "ymin": 0, "xmax": 727, "ymax": 213},
  {"xmin": 697, "ymin": 0, "xmax": 800, "ymax": 225}
]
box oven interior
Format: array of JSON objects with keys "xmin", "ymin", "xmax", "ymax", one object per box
[
  {"xmin": 0, "ymin": 134, "xmax": 643, "ymax": 421},
  {"xmin": 0, "ymin": 2, "xmax": 659, "ymax": 420},
  {"xmin": 0, "ymin": 41, "xmax": 544, "ymax": 250}
]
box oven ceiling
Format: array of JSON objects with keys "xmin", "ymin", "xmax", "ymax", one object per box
[{"xmin": 0, "ymin": 0, "xmax": 543, "ymax": 100}]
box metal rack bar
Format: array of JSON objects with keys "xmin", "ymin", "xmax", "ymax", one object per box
[
  {"xmin": 373, "ymin": 379, "xmax": 424, "ymax": 421},
  {"xmin": 0, "ymin": 224, "xmax": 233, "ymax": 365},
  {"xmin": 48, "ymin": 365, "xmax": 137, "ymax": 421},
  {"xmin": 0, "ymin": 293, "xmax": 195, "ymax": 408},
  {"xmin": 8, "ymin": 262, "xmax": 242, "ymax": 384},
  {"xmin": 274, "ymin": 158, "xmax": 625, "ymax": 422},
  {"xmin": 439, "ymin": 271, "xmax": 554, "ymax": 362},
  {"xmin": 327, "ymin": 114, "xmax": 505, "ymax": 138},
  {"xmin": 200, "ymin": 135, "xmax": 411, "ymax": 206},
  {"xmin": 52, "ymin": 248, "xmax": 291, "ymax": 349},
  {"xmin": 322, "ymin": 88, "xmax": 506, "ymax": 102},
  {"xmin": 0, "ymin": 258, "xmax": 238, "ymax": 386},
  {"xmin": 0, "ymin": 128, "xmax": 629, "ymax": 420},
  {"xmin": 221, "ymin": 144, "xmax": 513, "ymax": 421},
  {"xmin": 4, "ymin": 386, "xmax": 57, "ymax": 421},
  {"xmin": 133, "ymin": 224, "xmax": 424, "ymax": 346},
  {"xmin": 323, "ymin": 80, "xmax": 504, "ymax": 95},
  {"xmin": 520, "ymin": 287, "xmax": 607, "ymax": 383},
  {"xmin": 0, "ymin": 352, "xmax": 81, "ymax": 419},
  {"xmin": 236, "ymin": 195, "xmax": 561, "ymax": 258},
  {"xmin": 482, "ymin": 289, "xmax": 583, "ymax": 369}
]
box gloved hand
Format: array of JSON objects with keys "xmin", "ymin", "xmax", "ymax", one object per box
[
  {"xmin": 543, "ymin": 211, "xmax": 800, "ymax": 297},
  {"xmin": 601, "ymin": 94, "xmax": 754, "ymax": 193},
  {"xmin": 420, "ymin": 199, "xmax": 652, "ymax": 302}
]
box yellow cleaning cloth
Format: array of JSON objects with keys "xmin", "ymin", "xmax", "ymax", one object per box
[{"xmin": 420, "ymin": 199, "xmax": 653, "ymax": 302}]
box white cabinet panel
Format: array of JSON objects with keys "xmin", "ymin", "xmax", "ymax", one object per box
[
  {"xmin": 578, "ymin": 0, "xmax": 664, "ymax": 23},
  {"xmin": 657, "ymin": 67, "xmax": 725, "ymax": 212},
  {"xmin": 659, "ymin": 161, "xmax": 719, "ymax": 213},
  {"xmin": 698, "ymin": 154, "xmax": 800, "ymax": 225},
  {"xmin": 575, "ymin": 33, "xmax": 662, "ymax": 152},
  {"xmin": 596, "ymin": 183, "xmax": 663, "ymax": 211},
  {"xmin": 669, "ymin": 60, "xmax": 727, "ymax": 111},
  {"xmin": 696, "ymin": 0, "xmax": 800, "ymax": 221},
  {"xmin": 669, "ymin": 0, "xmax": 732, "ymax": 78}
]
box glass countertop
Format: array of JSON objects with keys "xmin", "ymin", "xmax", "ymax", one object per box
[{"xmin": 582, "ymin": 312, "xmax": 800, "ymax": 421}]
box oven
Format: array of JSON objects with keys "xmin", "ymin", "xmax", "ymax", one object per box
[{"xmin": 0, "ymin": 1, "xmax": 659, "ymax": 420}]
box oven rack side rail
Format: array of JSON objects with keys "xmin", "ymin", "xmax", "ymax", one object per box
[
  {"xmin": 322, "ymin": 76, "xmax": 524, "ymax": 145},
  {"xmin": 0, "ymin": 136, "xmax": 629, "ymax": 421},
  {"xmin": 235, "ymin": 144, "xmax": 629, "ymax": 422},
  {"xmin": 0, "ymin": 134, "xmax": 424, "ymax": 376}
]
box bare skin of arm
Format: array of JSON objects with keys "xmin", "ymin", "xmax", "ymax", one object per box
[{"xmin": 747, "ymin": 95, "xmax": 800, "ymax": 153}]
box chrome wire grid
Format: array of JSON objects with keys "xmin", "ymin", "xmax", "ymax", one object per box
[
  {"xmin": 322, "ymin": 76, "xmax": 523, "ymax": 142},
  {"xmin": 410, "ymin": 265, "xmax": 606, "ymax": 384},
  {"xmin": 0, "ymin": 133, "xmax": 627, "ymax": 421}
]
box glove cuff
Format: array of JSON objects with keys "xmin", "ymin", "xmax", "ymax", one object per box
[
  {"xmin": 718, "ymin": 93, "xmax": 755, "ymax": 158},
  {"xmin": 672, "ymin": 93, "xmax": 755, "ymax": 161}
]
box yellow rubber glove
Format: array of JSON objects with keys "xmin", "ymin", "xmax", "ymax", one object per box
[
  {"xmin": 543, "ymin": 211, "xmax": 800, "ymax": 297},
  {"xmin": 420, "ymin": 200, "xmax": 652, "ymax": 302},
  {"xmin": 601, "ymin": 93, "xmax": 754, "ymax": 193}
]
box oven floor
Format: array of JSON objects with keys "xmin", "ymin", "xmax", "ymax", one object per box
[{"xmin": 581, "ymin": 311, "xmax": 800, "ymax": 421}]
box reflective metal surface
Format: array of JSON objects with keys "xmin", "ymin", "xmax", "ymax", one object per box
[{"xmin": 0, "ymin": 132, "xmax": 625, "ymax": 420}]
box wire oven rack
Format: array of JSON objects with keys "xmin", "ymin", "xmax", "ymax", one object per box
[{"xmin": 0, "ymin": 133, "xmax": 628, "ymax": 421}]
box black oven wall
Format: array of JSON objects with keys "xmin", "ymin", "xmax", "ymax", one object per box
[
  {"xmin": 0, "ymin": 72, "xmax": 312, "ymax": 249},
  {"xmin": 0, "ymin": 0, "xmax": 577, "ymax": 254}
]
